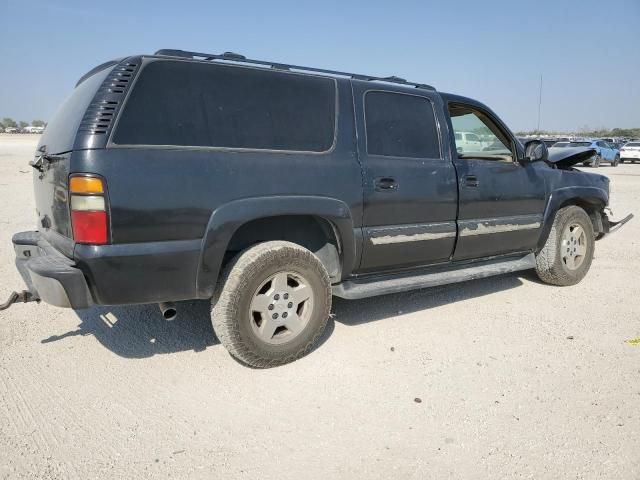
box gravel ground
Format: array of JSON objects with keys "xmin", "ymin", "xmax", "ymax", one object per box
[{"xmin": 1, "ymin": 134, "xmax": 639, "ymax": 479}]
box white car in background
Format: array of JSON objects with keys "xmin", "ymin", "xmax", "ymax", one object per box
[
  {"xmin": 454, "ymin": 131, "xmax": 483, "ymax": 153},
  {"xmin": 22, "ymin": 126, "xmax": 44, "ymax": 134},
  {"xmin": 620, "ymin": 142, "xmax": 640, "ymax": 164}
]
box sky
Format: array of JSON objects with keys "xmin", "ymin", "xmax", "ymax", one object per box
[{"xmin": 0, "ymin": 0, "xmax": 638, "ymax": 132}]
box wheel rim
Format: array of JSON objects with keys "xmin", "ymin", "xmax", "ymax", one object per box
[
  {"xmin": 561, "ymin": 223, "xmax": 587, "ymax": 270},
  {"xmin": 249, "ymin": 271, "xmax": 314, "ymax": 345}
]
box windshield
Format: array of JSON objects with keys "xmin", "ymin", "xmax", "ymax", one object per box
[
  {"xmin": 625, "ymin": 142, "xmax": 640, "ymax": 147},
  {"xmin": 553, "ymin": 142, "xmax": 570, "ymax": 147},
  {"xmin": 568, "ymin": 142, "xmax": 592, "ymax": 147}
]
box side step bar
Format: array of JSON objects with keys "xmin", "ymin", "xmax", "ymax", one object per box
[{"xmin": 333, "ymin": 253, "xmax": 536, "ymax": 300}]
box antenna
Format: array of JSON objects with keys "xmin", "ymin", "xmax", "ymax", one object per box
[{"xmin": 537, "ymin": 74, "xmax": 543, "ymax": 132}]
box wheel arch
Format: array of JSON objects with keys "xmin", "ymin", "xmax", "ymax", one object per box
[
  {"xmin": 537, "ymin": 187, "xmax": 608, "ymax": 251},
  {"xmin": 196, "ymin": 196, "xmax": 356, "ymax": 298}
]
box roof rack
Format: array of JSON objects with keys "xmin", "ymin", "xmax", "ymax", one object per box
[{"xmin": 154, "ymin": 49, "xmax": 435, "ymax": 91}]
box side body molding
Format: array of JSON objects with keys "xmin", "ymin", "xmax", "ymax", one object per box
[
  {"xmin": 196, "ymin": 196, "xmax": 356, "ymax": 298},
  {"xmin": 537, "ymin": 186, "xmax": 608, "ymax": 250}
]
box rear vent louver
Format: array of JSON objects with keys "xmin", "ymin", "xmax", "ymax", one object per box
[{"xmin": 78, "ymin": 62, "xmax": 139, "ymax": 135}]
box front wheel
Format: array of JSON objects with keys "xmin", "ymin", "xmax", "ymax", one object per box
[
  {"xmin": 593, "ymin": 155, "xmax": 602, "ymax": 167},
  {"xmin": 613, "ymin": 155, "xmax": 620, "ymax": 167},
  {"xmin": 535, "ymin": 205, "xmax": 595, "ymax": 286},
  {"xmin": 211, "ymin": 241, "xmax": 331, "ymax": 368}
]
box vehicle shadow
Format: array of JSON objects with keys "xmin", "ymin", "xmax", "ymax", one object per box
[
  {"xmin": 42, "ymin": 300, "xmax": 219, "ymax": 358},
  {"xmin": 41, "ymin": 273, "xmax": 524, "ymax": 359}
]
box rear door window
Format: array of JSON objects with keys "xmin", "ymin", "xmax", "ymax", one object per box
[
  {"xmin": 364, "ymin": 91, "xmax": 440, "ymax": 159},
  {"xmin": 113, "ymin": 60, "xmax": 337, "ymax": 152}
]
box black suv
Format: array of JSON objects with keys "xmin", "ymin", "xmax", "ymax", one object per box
[{"xmin": 3, "ymin": 49, "xmax": 632, "ymax": 367}]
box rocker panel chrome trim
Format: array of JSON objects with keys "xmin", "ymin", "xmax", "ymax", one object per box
[
  {"xmin": 367, "ymin": 222, "xmax": 457, "ymax": 245},
  {"xmin": 459, "ymin": 214, "xmax": 543, "ymax": 237}
]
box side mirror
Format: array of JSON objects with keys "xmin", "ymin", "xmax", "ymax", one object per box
[{"xmin": 524, "ymin": 140, "xmax": 548, "ymax": 162}]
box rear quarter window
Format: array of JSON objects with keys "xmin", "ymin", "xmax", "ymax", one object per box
[
  {"xmin": 112, "ymin": 60, "xmax": 337, "ymax": 152},
  {"xmin": 38, "ymin": 66, "xmax": 114, "ymax": 154}
]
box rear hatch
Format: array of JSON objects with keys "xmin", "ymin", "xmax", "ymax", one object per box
[{"xmin": 32, "ymin": 66, "xmax": 114, "ymax": 243}]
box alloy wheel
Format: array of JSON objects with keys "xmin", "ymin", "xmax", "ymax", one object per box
[
  {"xmin": 249, "ymin": 271, "xmax": 314, "ymax": 345},
  {"xmin": 561, "ymin": 223, "xmax": 587, "ymax": 270}
]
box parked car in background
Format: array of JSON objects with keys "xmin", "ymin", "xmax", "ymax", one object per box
[
  {"xmin": 553, "ymin": 140, "xmax": 619, "ymax": 167},
  {"xmin": 454, "ymin": 131, "xmax": 484, "ymax": 153},
  {"xmin": 23, "ymin": 126, "xmax": 45, "ymax": 134},
  {"xmin": 5, "ymin": 127, "xmax": 19, "ymax": 134},
  {"xmin": 591, "ymin": 140, "xmax": 620, "ymax": 167},
  {"xmin": 620, "ymin": 142, "xmax": 640, "ymax": 163}
]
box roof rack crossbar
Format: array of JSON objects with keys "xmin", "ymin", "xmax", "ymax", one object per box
[{"xmin": 154, "ymin": 49, "xmax": 435, "ymax": 91}]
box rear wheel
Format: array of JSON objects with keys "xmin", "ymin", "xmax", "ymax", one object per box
[
  {"xmin": 613, "ymin": 155, "xmax": 620, "ymax": 167},
  {"xmin": 535, "ymin": 205, "xmax": 595, "ymax": 286},
  {"xmin": 211, "ymin": 241, "xmax": 331, "ymax": 368}
]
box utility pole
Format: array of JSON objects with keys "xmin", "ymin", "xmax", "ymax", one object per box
[{"xmin": 537, "ymin": 74, "xmax": 543, "ymax": 132}]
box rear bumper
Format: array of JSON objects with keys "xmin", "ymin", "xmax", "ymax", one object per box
[
  {"xmin": 13, "ymin": 231, "xmax": 202, "ymax": 307},
  {"xmin": 13, "ymin": 231, "xmax": 93, "ymax": 309}
]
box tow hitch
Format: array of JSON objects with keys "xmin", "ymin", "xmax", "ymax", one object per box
[{"xmin": 0, "ymin": 290, "xmax": 39, "ymax": 311}]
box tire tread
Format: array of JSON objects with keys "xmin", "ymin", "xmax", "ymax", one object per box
[
  {"xmin": 535, "ymin": 205, "xmax": 594, "ymax": 286},
  {"xmin": 211, "ymin": 241, "xmax": 331, "ymax": 368}
]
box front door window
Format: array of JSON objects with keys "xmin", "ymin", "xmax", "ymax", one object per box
[{"xmin": 449, "ymin": 105, "xmax": 514, "ymax": 162}]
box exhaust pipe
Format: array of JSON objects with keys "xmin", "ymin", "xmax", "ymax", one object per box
[{"xmin": 159, "ymin": 302, "xmax": 177, "ymax": 321}]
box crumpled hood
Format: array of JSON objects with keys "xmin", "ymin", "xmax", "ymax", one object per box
[{"xmin": 547, "ymin": 146, "xmax": 596, "ymax": 168}]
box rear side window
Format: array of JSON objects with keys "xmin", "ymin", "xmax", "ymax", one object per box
[
  {"xmin": 113, "ymin": 60, "xmax": 336, "ymax": 152},
  {"xmin": 365, "ymin": 91, "xmax": 440, "ymax": 159}
]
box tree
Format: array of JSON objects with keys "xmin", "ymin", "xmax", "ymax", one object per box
[
  {"xmin": 18, "ymin": 121, "xmax": 28, "ymax": 129},
  {"xmin": 31, "ymin": 119, "xmax": 45, "ymax": 128},
  {"xmin": 2, "ymin": 117, "xmax": 17, "ymax": 128}
]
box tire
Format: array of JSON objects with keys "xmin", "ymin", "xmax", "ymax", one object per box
[
  {"xmin": 211, "ymin": 241, "xmax": 332, "ymax": 368},
  {"xmin": 612, "ymin": 155, "xmax": 620, "ymax": 167},
  {"xmin": 594, "ymin": 155, "xmax": 601, "ymax": 167},
  {"xmin": 535, "ymin": 205, "xmax": 595, "ymax": 286}
]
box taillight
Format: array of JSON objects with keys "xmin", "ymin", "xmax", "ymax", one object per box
[{"xmin": 69, "ymin": 174, "xmax": 108, "ymax": 245}]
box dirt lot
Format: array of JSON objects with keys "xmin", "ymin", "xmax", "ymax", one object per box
[{"xmin": 0, "ymin": 133, "xmax": 639, "ymax": 479}]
